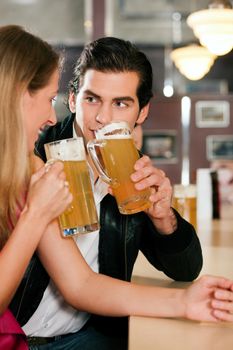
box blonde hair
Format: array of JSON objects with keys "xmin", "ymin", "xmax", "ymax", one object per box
[{"xmin": 0, "ymin": 25, "xmax": 59, "ymax": 248}]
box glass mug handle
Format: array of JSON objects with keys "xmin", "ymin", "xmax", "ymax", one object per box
[{"xmin": 87, "ymin": 140, "xmax": 117, "ymax": 186}]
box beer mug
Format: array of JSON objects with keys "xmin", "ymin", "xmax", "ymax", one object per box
[
  {"xmin": 172, "ymin": 184, "xmax": 197, "ymax": 229},
  {"xmin": 44, "ymin": 138, "xmax": 99, "ymax": 237},
  {"xmin": 87, "ymin": 121, "xmax": 151, "ymax": 215}
]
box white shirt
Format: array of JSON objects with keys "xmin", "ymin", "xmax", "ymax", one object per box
[{"xmin": 23, "ymin": 132, "xmax": 108, "ymax": 336}]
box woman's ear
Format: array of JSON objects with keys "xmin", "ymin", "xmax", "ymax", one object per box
[
  {"xmin": 68, "ymin": 92, "xmax": 76, "ymax": 113},
  {"xmin": 137, "ymin": 103, "xmax": 150, "ymax": 125}
]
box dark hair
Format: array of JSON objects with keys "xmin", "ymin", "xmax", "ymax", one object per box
[{"xmin": 68, "ymin": 37, "xmax": 153, "ymax": 109}]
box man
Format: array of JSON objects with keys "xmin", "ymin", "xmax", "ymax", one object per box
[{"xmin": 12, "ymin": 37, "xmax": 203, "ymax": 349}]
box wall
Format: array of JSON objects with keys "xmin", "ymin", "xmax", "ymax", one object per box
[
  {"xmin": 142, "ymin": 96, "xmax": 182, "ymax": 184},
  {"xmin": 142, "ymin": 95, "xmax": 233, "ymax": 185},
  {"xmin": 189, "ymin": 95, "xmax": 233, "ymax": 182}
]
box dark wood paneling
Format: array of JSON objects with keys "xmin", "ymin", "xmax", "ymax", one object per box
[
  {"xmin": 189, "ymin": 95, "xmax": 233, "ymax": 182},
  {"xmin": 143, "ymin": 95, "xmax": 233, "ymax": 185},
  {"xmin": 143, "ymin": 96, "xmax": 182, "ymax": 184},
  {"xmin": 92, "ymin": 0, "xmax": 105, "ymax": 40}
]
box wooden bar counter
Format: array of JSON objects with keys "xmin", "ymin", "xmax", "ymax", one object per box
[{"xmin": 129, "ymin": 205, "xmax": 233, "ymax": 350}]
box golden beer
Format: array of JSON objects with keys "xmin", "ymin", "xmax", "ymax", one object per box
[
  {"xmin": 172, "ymin": 185, "xmax": 197, "ymax": 229},
  {"xmin": 45, "ymin": 137, "xmax": 99, "ymax": 237},
  {"xmin": 98, "ymin": 136, "xmax": 151, "ymax": 214},
  {"xmin": 59, "ymin": 160, "xmax": 99, "ymax": 234}
]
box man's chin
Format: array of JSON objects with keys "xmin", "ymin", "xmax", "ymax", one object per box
[{"xmin": 85, "ymin": 130, "xmax": 96, "ymax": 141}]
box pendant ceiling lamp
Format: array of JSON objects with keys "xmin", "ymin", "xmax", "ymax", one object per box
[
  {"xmin": 170, "ymin": 44, "xmax": 216, "ymax": 80},
  {"xmin": 187, "ymin": 0, "xmax": 233, "ymax": 56}
]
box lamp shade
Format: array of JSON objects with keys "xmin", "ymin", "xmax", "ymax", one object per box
[
  {"xmin": 187, "ymin": 8, "xmax": 233, "ymax": 56},
  {"xmin": 170, "ymin": 45, "xmax": 216, "ymax": 80}
]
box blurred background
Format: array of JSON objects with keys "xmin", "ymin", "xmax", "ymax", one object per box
[{"xmin": 1, "ymin": 0, "xmax": 233, "ymax": 194}]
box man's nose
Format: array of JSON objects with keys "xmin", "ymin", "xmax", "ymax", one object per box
[{"xmin": 96, "ymin": 104, "xmax": 112, "ymax": 125}]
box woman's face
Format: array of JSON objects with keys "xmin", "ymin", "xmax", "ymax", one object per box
[{"xmin": 22, "ymin": 69, "xmax": 59, "ymax": 152}]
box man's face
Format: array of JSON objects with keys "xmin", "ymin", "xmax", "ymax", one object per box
[{"xmin": 73, "ymin": 69, "xmax": 148, "ymax": 144}]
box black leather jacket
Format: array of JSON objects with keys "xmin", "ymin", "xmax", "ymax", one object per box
[{"xmin": 10, "ymin": 114, "xmax": 203, "ymax": 328}]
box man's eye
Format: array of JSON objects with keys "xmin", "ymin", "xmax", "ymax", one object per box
[
  {"xmin": 86, "ymin": 96, "xmax": 97, "ymax": 103},
  {"xmin": 115, "ymin": 101, "xmax": 127, "ymax": 108}
]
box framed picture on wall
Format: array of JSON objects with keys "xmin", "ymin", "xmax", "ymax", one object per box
[
  {"xmin": 206, "ymin": 135, "xmax": 233, "ymax": 160},
  {"xmin": 195, "ymin": 100, "xmax": 230, "ymax": 128},
  {"xmin": 142, "ymin": 130, "xmax": 177, "ymax": 164}
]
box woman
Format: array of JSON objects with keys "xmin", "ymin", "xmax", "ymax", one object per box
[
  {"xmin": 1, "ymin": 24, "xmax": 233, "ymax": 349},
  {"xmin": 0, "ymin": 25, "xmax": 72, "ymax": 348}
]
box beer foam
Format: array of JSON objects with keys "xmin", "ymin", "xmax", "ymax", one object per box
[
  {"xmin": 98, "ymin": 134, "xmax": 131, "ymax": 140},
  {"xmin": 45, "ymin": 138, "xmax": 86, "ymax": 161},
  {"xmin": 95, "ymin": 121, "xmax": 131, "ymax": 139}
]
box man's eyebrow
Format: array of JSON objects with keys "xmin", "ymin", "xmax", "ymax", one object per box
[
  {"xmin": 83, "ymin": 90, "xmax": 135, "ymax": 103},
  {"xmin": 83, "ymin": 89, "xmax": 100, "ymax": 99},
  {"xmin": 113, "ymin": 96, "xmax": 135, "ymax": 102}
]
